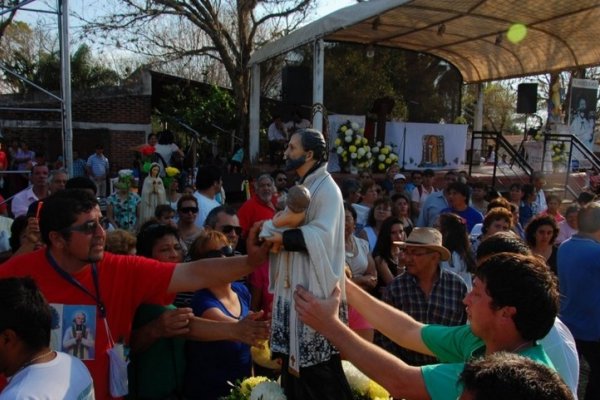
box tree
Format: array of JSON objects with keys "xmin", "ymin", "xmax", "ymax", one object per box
[
  {"xmin": 2, "ymin": 41, "xmax": 121, "ymax": 93},
  {"xmin": 1, "ymin": 20, "xmax": 120, "ymax": 94},
  {"xmin": 0, "ymin": 0, "xmax": 19, "ymax": 43},
  {"xmin": 295, "ymin": 43, "xmax": 461, "ymax": 123},
  {"xmin": 80, "ymin": 0, "xmax": 317, "ymax": 149}
]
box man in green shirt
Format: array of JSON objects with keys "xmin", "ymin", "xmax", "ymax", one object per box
[{"xmin": 294, "ymin": 253, "xmax": 559, "ymax": 400}]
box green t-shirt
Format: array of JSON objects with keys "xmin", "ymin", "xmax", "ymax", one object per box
[
  {"xmin": 420, "ymin": 325, "xmax": 555, "ymax": 400},
  {"xmin": 127, "ymin": 304, "xmax": 186, "ymax": 399}
]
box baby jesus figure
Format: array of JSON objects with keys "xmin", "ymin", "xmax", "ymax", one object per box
[{"xmin": 260, "ymin": 185, "xmax": 311, "ymax": 253}]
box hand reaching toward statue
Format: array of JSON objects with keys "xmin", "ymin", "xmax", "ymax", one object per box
[
  {"xmin": 232, "ymin": 310, "xmax": 271, "ymax": 347},
  {"xmin": 246, "ymin": 221, "xmax": 272, "ymax": 266},
  {"xmin": 152, "ymin": 307, "xmax": 194, "ymax": 338},
  {"xmin": 294, "ymin": 284, "xmax": 342, "ymax": 337}
]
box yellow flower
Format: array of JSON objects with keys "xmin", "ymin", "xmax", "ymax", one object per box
[
  {"xmin": 368, "ymin": 380, "xmax": 390, "ymax": 399},
  {"xmin": 240, "ymin": 376, "xmax": 269, "ymax": 396},
  {"xmin": 335, "ymin": 138, "xmax": 341, "ymax": 146},
  {"xmin": 385, "ymin": 158, "xmax": 392, "ymax": 164},
  {"xmin": 349, "ymin": 145, "xmax": 357, "ymax": 153},
  {"xmin": 340, "ymin": 126, "xmax": 348, "ymax": 133},
  {"xmin": 378, "ymin": 163, "xmax": 385, "ymax": 171},
  {"xmin": 165, "ymin": 166, "xmax": 180, "ymax": 177},
  {"xmin": 362, "ymin": 137, "xmax": 368, "ymax": 145},
  {"xmin": 381, "ymin": 147, "xmax": 390, "ymax": 155}
]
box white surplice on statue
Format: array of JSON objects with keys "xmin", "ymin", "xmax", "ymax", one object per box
[
  {"xmin": 327, "ymin": 114, "xmax": 366, "ymax": 173},
  {"xmin": 385, "ymin": 122, "xmax": 468, "ymax": 170}
]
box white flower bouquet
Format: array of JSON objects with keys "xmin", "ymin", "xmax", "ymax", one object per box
[
  {"xmin": 369, "ymin": 141, "xmax": 399, "ymax": 172},
  {"xmin": 221, "ymin": 376, "xmax": 286, "ymax": 400},
  {"xmin": 334, "ymin": 120, "xmax": 373, "ymax": 172}
]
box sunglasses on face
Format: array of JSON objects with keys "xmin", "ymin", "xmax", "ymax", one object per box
[
  {"xmin": 61, "ymin": 220, "xmax": 102, "ymax": 235},
  {"xmin": 179, "ymin": 207, "xmax": 199, "ymax": 214},
  {"xmin": 201, "ymin": 245, "xmax": 235, "ymax": 259},
  {"xmin": 221, "ymin": 225, "xmax": 242, "ymax": 235}
]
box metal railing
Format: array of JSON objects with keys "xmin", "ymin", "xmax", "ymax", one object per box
[
  {"xmin": 469, "ymin": 131, "xmax": 533, "ymax": 190},
  {"xmin": 540, "ymin": 133, "xmax": 600, "ymax": 199}
]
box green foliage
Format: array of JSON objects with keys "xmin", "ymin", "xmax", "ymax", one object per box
[
  {"xmin": 155, "ymin": 83, "xmax": 237, "ymax": 151},
  {"xmin": 1, "ymin": 22, "xmax": 121, "ymax": 94},
  {"xmin": 296, "ymin": 43, "xmax": 461, "ymax": 122}
]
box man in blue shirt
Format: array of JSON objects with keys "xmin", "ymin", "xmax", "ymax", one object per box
[
  {"xmin": 440, "ymin": 181, "xmax": 483, "ymax": 232},
  {"xmin": 558, "ymin": 203, "xmax": 600, "ymax": 400}
]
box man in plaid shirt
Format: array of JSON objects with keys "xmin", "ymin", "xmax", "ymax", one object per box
[{"xmin": 375, "ymin": 227, "xmax": 467, "ymax": 365}]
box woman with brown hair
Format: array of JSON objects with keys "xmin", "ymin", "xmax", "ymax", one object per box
[{"xmin": 525, "ymin": 215, "xmax": 560, "ymax": 275}]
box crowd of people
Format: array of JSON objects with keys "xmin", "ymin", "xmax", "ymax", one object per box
[{"xmin": 0, "ymin": 128, "xmax": 598, "ymax": 400}]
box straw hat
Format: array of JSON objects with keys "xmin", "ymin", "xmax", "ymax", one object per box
[{"xmin": 394, "ymin": 227, "xmax": 451, "ymax": 261}]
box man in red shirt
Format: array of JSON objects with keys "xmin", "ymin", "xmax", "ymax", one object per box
[
  {"xmin": 0, "ymin": 189, "xmax": 269, "ymax": 399},
  {"xmin": 237, "ymin": 173, "xmax": 277, "ymax": 239},
  {"xmin": 237, "ymin": 173, "xmax": 277, "ymax": 315}
]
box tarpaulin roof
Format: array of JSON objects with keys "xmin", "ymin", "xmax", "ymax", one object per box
[{"xmin": 249, "ymin": 0, "xmax": 600, "ymax": 83}]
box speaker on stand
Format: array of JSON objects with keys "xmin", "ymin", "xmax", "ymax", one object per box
[
  {"xmin": 517, "ymin": 83, "xmax": 538, "ymax": 114},
  {"xmin": 514, "ymin": 83, "xmax": 539, "ymax": 162}
]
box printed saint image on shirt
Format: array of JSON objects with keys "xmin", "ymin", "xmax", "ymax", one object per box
[{"xmin": 53, "ymin": 304, "xmax": 97, "ymax": 360}]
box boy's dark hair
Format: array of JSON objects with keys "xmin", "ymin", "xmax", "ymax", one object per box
[
  {"xmin": 476, "ymin": 253, "xmax": 558, "ymax": 341},
  {"xmin": 0, "ymin": 277, "xmax": 51, "ymax": 351},
  {"xmin": 460, "ymin": 352, "xmax": 573, "ymax": 400}
]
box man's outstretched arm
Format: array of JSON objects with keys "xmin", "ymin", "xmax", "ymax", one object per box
[
  {"xmin": 168, "ymin": 222, "xmax": 270, "ymax": 293},
  {"xmin": 345, "ymin": 279, "xmax": 434, "ymax": 356},
  {"xmin": 294, "ymin": 285, "xmax": 430, "ymax": 400}
]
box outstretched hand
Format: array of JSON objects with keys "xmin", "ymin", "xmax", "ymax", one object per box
[
  {"xmin": 246, "ymin": 221, "xmax": 272, "ymax": 267},
  {"xmin": 153, "ymin": 307, "xmax": 194, "ymax": 338},
  {"xmin": 294, "ymin": 284, "xmax": 342, "ymax": 335},
  {"xmin": 233, "ymin": 310, "xmax": 270, "ymax": 347}
]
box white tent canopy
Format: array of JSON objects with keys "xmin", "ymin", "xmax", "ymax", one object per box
[{"xmin": 248, "ymin": 0, "xmax": 600, "ymax": 159}]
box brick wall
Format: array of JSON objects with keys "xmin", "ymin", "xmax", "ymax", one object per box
[{"xmin": 0, "ymin": 87, "xmax": 151, "ymax": 172}]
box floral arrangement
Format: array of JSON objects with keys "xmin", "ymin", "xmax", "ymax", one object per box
[
  {"xmin": 162, "ymin": 166, "xmax": 180, "ymax": 190},
  {"xmin": 140, "ymin": 144, "xmax": 155, "ymax": 157},
  {"xmin": 334, "ymin": 120, "xmax": 399, "ymax": 173},
  {"xmin": 370, "ymin": 141, "xmax": 399, "ymax": 172},
  {"xmin": 342, "ymin": 361, "xmax": 391, "ymax": 400},
  {"xmin": 551, "ymin": 142, "xmax": 567, "ymax": 163},
  {"xmin": 115, "ymin": 169, "xmax": 134, "ymax": 190},
  {"xmin": 221, "ymin": 362, "xmax": 389, "ymax": 400},
  {"xmin": 221, "ymin": 376, "xmax": 285, "ymax": 400},
  {"xmin": 138, "ymin": 144, "xmax": 156, "ymax": 174},
  {"xmin": 334, "ymin": 121, "xmax": 372, "ymax": 172}
]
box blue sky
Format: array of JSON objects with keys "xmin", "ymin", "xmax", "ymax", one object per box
[{"xmin": 15, "ymin": 0, "xmax": 357, "ymax": 27}]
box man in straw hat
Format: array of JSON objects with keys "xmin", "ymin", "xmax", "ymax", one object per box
[
  {"xmin": 294, "ymin": 250, "xmax": 560, "ymax": 400},
  {"xmin": 376, "ymin": 228, "xmax": 468, "ymax": 366}
]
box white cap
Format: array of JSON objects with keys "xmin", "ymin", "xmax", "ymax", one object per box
[{"xmin": 394, "ymin": 173, "xmax": 406, "ymax": 181}]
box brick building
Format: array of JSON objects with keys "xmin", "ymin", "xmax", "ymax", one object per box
[{"xmin": 0, "ymin": 70, "xmax": 155, "ymax": 175}]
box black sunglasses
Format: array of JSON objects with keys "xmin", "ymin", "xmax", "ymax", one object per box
[
  {"xmin": 61, "ymin": 220, "xmax": 102, "ymax": 235},
  {"xmin": 201, "ymin": 246, "xmax": 235, "ymax": 259},
  {"xmin": 221, "ymin": 225, "xmax": 242, "ymax": 235},
  {"xmin": 179, "ymin": 207, "xmax": 199, "ymax": 214}
]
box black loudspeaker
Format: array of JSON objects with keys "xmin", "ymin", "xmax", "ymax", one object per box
[
  {"xmin": 516, "ymin": 83, "xmax": 538, "ymax": 114},
  {"xmin": 282, "ymin": 66, "xmax": 312, "ymax": 105}
]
